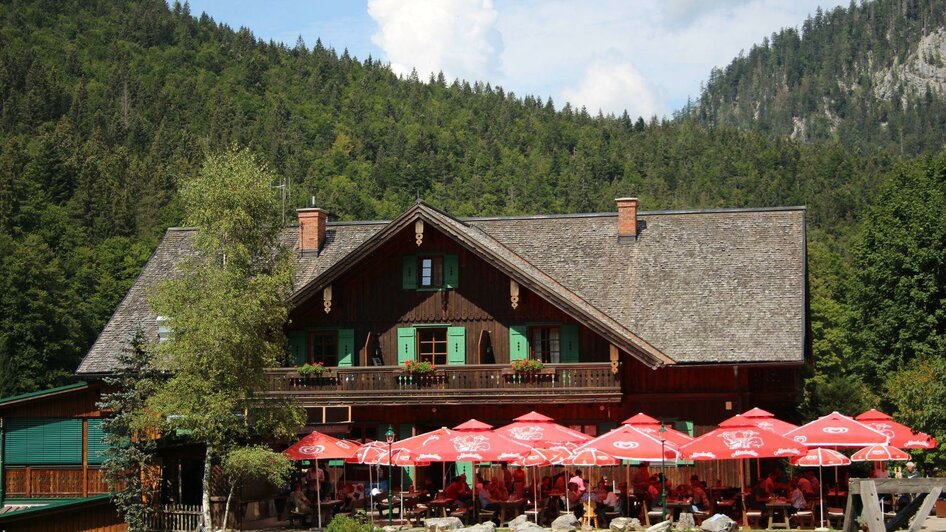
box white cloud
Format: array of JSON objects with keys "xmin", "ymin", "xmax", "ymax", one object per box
[
  {"xmin": 367, "ymin": 0, "xmax": 503, "ymax": 82},
  {"xmin": 561, "ymin": 53, "xmax": 663, "ymax": 119}
]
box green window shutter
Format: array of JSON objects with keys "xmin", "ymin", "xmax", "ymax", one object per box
[
  {"xmin": 337, "ymin": 328, "xmax": 355, "ymax": 367},
  {"xmin": 509, "ymin": 325, "xmax": 529, "ymax": 361},
  {"xmin": 397, "ymin": 327, "xmax": 416, "ymax": 365},
  {"xmin": 456, "ymin": 461, "xmax": 474, "ymax": 488},
  {"xmin": 398, "ymin": 424, "xmax": 414, "ymax": 488},
  {"xmin": 288, "ymin": 330, "xmax": 307, "ymax": 365},
  {"xmin": 673, "ymin": 420, "xmax": 694, "ymax": 437},
  {"xmin": 447, "ymin": 326, "xmax": 466, "ymax": 365},
  {"xmin": 402, "ymin": 255, "xmax": 417, "ymax": 289},
  {"xmin": 4, "ymin": 418, "xmax": 82, "ymax": 465},
  {"xmin": 444, "ymin": 254, "xmax": 459, "ymax": 288},
  {"xmin": 560, "ymin": 324, "xmax": 579, "ymax": 363},
  {"xmin": 87, "ymin": 418, "xmax": 108, "ymax": 465}
]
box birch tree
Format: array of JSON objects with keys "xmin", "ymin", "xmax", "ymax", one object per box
[{"xmin": 147, "ymin": 147, "xmax": 304, "ymax": 529}]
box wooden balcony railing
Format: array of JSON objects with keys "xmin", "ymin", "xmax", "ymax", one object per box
[{"xmin": 263, "ymin": 363, "xmax": 621, "ymax": 405}]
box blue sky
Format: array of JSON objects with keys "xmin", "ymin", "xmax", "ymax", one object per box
[{"xmin": 186, "ymin": 0, "xmax": 848, "ymax": 118}]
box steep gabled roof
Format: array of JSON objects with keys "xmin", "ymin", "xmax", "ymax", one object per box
[
  {"xmin": 77, "ymin": 203, "xmax": 806, "ymax": 375},
  {"xmin": 291, "ymin": 202, "xmax": 673, "ymax": 367}
]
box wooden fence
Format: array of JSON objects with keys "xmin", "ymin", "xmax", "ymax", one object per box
[{"xmin": 147, "ymin": 503, "xmax": 201, "ymax": 532}]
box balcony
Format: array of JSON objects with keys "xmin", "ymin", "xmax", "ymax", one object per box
[{"xmin": 263, "ymin": 363, "xmax": 621, "ymax": 406}]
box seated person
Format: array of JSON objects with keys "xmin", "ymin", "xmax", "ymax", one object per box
[
  {"xmin": 566, "ymin": 482, "xmax": 585, "ymax": 519},
  {"xmin": 592, "ymin": 484, "xmax": 619, "ymax": 523},
  {"xmin": 289, "ymin": 483, "xmax": 314, "ymax": 518},
  {"xmin": 488, "ymin": 476, "xmax": 509, "ymax": 502},
  {"xmin": 789, "ymin": 480, "xmax": 807, "ymax": 514},
  {"xmin": 479, "ymin": 478, "xmax": 505, "ymax": 514},
  {"xmin": 647, "ymin": 477, "xmax": 661, "ymax": 507},
  {"xmin": 690, "ymin": 477, "xmax": 710, "ymax": 511},
  {"xmin": 445, "ymin": 475, "xmax": 472, "ymax": 505}
]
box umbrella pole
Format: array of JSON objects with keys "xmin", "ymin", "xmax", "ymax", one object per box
[
  {"xmin": 316, "ymin": 458, "xmax": 322, "ymax": 529},
  {"xmin": 369, "ymin": 463, "xmax": 374, "ymax": 526},
  {"xmin": 534, "ymin": 465, "xmax": 539, "ymax": 522},
  {"xmin": 740, "ymin": 459, "xmax": 748, "ymax": 528},
  {"xmin": 818, "ymin": 465, "xmax": 826, "ymax": 530}
]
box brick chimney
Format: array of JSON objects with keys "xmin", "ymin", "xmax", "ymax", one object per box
[
  {"xmin": 615, "ymin": 197, "xmax": 639, "ymax": 241},
  {"xmin": 298, "ymin": 208, "xmax": 327, "ymax": 253}
]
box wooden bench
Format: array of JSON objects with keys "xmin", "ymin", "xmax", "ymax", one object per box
[{"xmin": 287, "ymin": 510, "xmax": 309, "ymax": 528}]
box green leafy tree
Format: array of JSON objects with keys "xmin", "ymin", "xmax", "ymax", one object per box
[
  {"xmin": 97, "ymin": 326, "xmax": 164, "ymax": 532},
  {"xmin": 885, "ymin": 356, "xmax": 946, "ymax": 472},
  {"xmin": 147, "ymin": 147, "xmax": 304, "ymax": 528},
  {"xmin": 220, "ymin": 446, "xmax": 292, "ymax": 531},
  {"xmin": 849, "ymin": 154, "xmax": 946, "ymax": 384}
]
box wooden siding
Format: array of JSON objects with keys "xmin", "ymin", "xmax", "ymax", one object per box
[
  {"xmin": 0, "ymin": 496, "xmax": 126, "ymax": 532},
  {"xmin": 0, "ymin": 386, "xmax": 104, "ymax": 418},
  {"xmin": 290, "ymin": 226, "xmax": 611, "ymax": 366},
  {"xmin": 4, "ymin": 467, "xmax": 108, "ymax": 498}
]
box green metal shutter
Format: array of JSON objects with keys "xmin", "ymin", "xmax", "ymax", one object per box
[
  {"xmin": 673, "ymin": 420, "xmax": 694, "ymax": 436},
  {"xmin": 397, "ymin": 327, "xmax": 416, "ymax": 365},
  {"xmin": 402, "ymin": 255, "xmax": 417, "ymax": 289},
  {"xmin": 509, "ymin": 325, "xmax": 529, "ymax": 361},
  {"xmin": 288, "ymin": 330, "xmax": 307, "ymax": 365},
  {"xmin": 87, "ymin": 418, "xmax": 108, "ymax": 465},
  {"xmin": 444, "ymin": 254, "xmax": 459, "ymax": 288},
  {"xmin": 337, "ymin": 329, "xmax": 355, "ymax": 367},
  {"xmin": 4, "ymin": 418, "xmax": 82, "ymax": 465},
  {"xmin": 447, "ymin": 326, "xmax": 466, "ymax": 365},
  {"xmin": 560, "ymin": 324, "xmax": 579, "ymax": 363}
]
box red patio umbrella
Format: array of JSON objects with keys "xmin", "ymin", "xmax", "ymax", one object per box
[
  {"xmin": 679, "ymin": 415, "xmax": 806, "ymax": 460},
  {"xmin": 741, "ymin": 407, "xmax": 799, "ymax": 435},
  {"xmin": 395, "ymin": 419, "xmax": 532, "ymax": 463},
  {"xmin": 621, "ymin": 413, "xmax": 694, "ymax": 446},
  {"xmin": 495, "ymin": 411, "xmax": 593, "ymax": 446},
  {"xmin": 855, "ymin": 409, "xmax": 938, "ymax": 449},
  {"xmin": 576, "ymin": 424, "xmax": 681, "ymax": 461},
  {"xmin": 850, "ymin": 445, "xmax": 911, "ymax": 462},
  {"xmin": 680, "ymin": 415, "xmax": 806, "ymax": 527},
  {"xmin": 565, "ymin": 447, "xmax": 620, "ymax": 467},
  {"xmin": 791, "ymin": 448, "xmax": 850, "ymax": 529},
  {"xmin": 784, "ymin": 411, "xmax": 889, "ymax": 448},
  {"xmin": 284, "ymin": 431, "xmax": 359, "ymax": 527},
  {"xmin": 394, "ymin": 420, "xmax": 533, "ymax": 521}
]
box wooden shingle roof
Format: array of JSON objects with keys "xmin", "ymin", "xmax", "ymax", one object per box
[{"xmin": 76, "ymin": 204, "xmax": 806, "ymax": 375}]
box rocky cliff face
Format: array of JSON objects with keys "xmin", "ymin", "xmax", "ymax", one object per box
[{"xmin": 875, "ymin": 27, "xmax": 946, "ymax": 105}]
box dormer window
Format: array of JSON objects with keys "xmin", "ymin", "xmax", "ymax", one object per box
[{"xmin": 419, "ymin": 256, "xmax": 443, "ymax": 287}]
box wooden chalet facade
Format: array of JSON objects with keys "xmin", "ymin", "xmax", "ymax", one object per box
[
  {"xmin": 1, "ymin": 198, "xmax": 807, "ymax": 506},
  {"xmin": 76, "ymin": 198, "xmax": 807, "ymax": 442}
]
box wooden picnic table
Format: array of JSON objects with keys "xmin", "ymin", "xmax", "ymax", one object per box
[
  {"xmin": 765, "ymin": 500, "xmax": 793, "ymax": 530},
  {"xmin": 495, "ymin": 498, "xmax": 526, "ymax": 526},
  {"xmin": 427, "ymin": 498, "xmax": 455, "ymax": 517},
  {"xmin": 665, "ymin": 500, "xmax": 692, "ymax": 522}
]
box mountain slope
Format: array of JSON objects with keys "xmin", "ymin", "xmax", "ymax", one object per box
[
  {"xmin": 691, "ymin": 0, "xmax": 946, "ymax": 153},
  {"xmin": 0, "ymin": 0, "xmax": 896, "ymax": 396}
]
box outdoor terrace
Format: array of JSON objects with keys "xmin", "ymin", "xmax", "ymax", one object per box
[{"xmin": 263, "ymin": 362, "xmax": 621, "ymax": 406}]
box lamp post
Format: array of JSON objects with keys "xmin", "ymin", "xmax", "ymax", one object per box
[
  {"xmin": 659, "ymin": 423, "xmax": 667, "ymax": 521},
  {"xmin": 385, "ymin": 425, "xmax": 396, "ymax": 526}
]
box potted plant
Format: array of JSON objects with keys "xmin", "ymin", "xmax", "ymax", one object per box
[
  {"xmin": 297, "ymin": 362, "xmax": 327, "ymax": 380},
  {"xmin": 510, "ymin": 359, "xmax": 544, "ymax": 373},
  {"xmin": 401, "ymin": 360, "xmax": 435, "ymax": 375}
]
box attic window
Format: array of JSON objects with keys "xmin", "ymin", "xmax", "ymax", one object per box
[{"xmin": 419, "ymin": 256, "xmax": 443, "ymax": 287}]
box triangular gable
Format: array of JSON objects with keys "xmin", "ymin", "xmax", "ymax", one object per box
[{"xmin": 291, "ymin": 201, "xmax": 674, "ymax": 368}]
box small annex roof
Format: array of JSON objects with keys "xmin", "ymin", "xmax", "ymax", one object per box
[
  {"xmin": 77, "ymin": 202, "xmax": 806, "ymax": 375},
  {"xmin": 0, "ymin": 381, "xmax": 88, "ymax": 408}
]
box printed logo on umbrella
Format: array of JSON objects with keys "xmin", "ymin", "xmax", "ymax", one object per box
[
  {"xmin": 300, "ymin": 445, "xmax": 326, "ymax": 455},
  {"xmin": 509, "ymin": 426, "xmax": 544, "ymax": 441},
  {"xmin": 720, "ymin": 430, "xmax": 763, "ymax": 450},
  {"xmin": 869, "ymin": 423, "xmax": 896, "ymax": 439},
  {"xmin": 821, "ymin": 427, "xmax": 849, "ymax": 434},
  {"xmin": 774, "ymin": 448, "xmax": 801, "ymax": 456},
  {"xmin": 422, "ymin": 435, "xmax": 441, "ymax": 446},
  {"xmin": 691, "ymin": 452, "xmax": 716, "ymax": 459},
  {"xmin": 453, "ymin": 435, "xmax": 490, "ymax": 453},
  {"xmin": 612, "ymin": 441, "xmax": 641, "ymax": 450}
]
